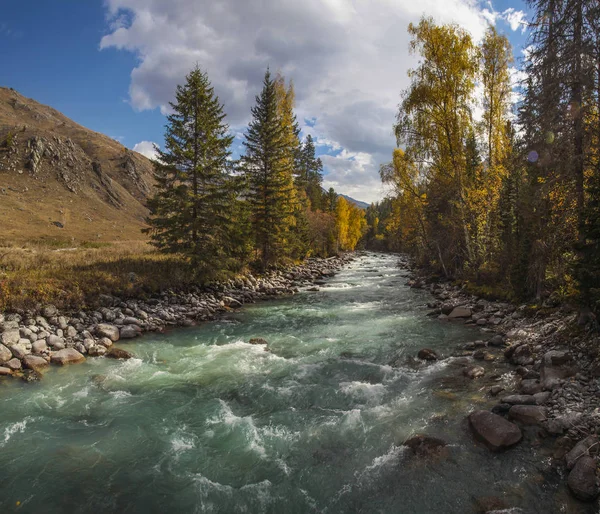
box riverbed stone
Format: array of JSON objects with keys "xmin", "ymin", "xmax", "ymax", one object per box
[
  {"xmin": 42, "ymin": 305, "xmax": 58, "ymax": 318},
  {"xmin": 5, "ymin": 358, "xmax": 22, "ymax": 371},
  {"xmin": 490, "ymin": 385, "xmax": 505, "ymax": 396},
  {"xmin": 463, "ymin": 366, "xmax": 485, "ymax": 379},
  {"xmin": 448, "ymin": 306, "xmax": 472, "ymax": 319},
  {"xmin": 566, "ymin": 436, "xmax": 598, "ymax": 470},
  {"xmin": 23, "ymin": 354, "xmax": 49, "ymax": 372},
  {"xmin": 120, "ymin": 324, "xmax": 142, "ymax": 339},
  {"xmin": 10, "ymin": 340, "xmax": 32, "ymax": 359},
  {"xmin": 520, "ymin": 379, "xmax": 542, "ymax": 395},
  {"xmin": 417, "ymin": 348, "xmax": 438, "ymax": 361},
  {"xmin": 0, "ymin": 367, "xmax": 12, "ymax": 376},
  {"xmin": 501, "ymin": 394, "xmax": 536, "ymax": 405},
  {"xmin": 508, "ymin": 405, "xmax": 547, "ymax": 425},
  {"xmin": 567, "ymin": 456, "xmax": 599, "ymax": 501},
  {"xmin": 403, "ymin": 434, "xmax": 447, "ymax": 459},
  {"xmin": 508, "ymin": 344, "xmax": 534, "ymax": 366},
  {"xmin": 468, "ymin": 410, "xmax": 522, "ymax": 451},
  {"xmin": 106, "ymin": 347, "xmax": 133, "ymax": 360},
  {"xmin": 1, "ymin": 329, "xmax": 20, "ymax": 346},
  {"xmin": 533, "ymin": 391, "xmax": 551, "ymax": 405},
  {"xmin": 0, "ymin": 343, "xmax": 12, "ymax": 364},
  {"xmin": 96, "ymin": 323, "xmax": 120, "ymax": 342},
  {"xmin": 32, "ymin": 340, "xmax": 48, "ymax": 354},
  {"xmin": 97, "ymin": 337, "xmax": 113, "ymax": 348},
  {"xmin": 51, "ymin": 348, "xmax": 85, "ymax": 365},
  {"xmin": 488, "ymin": 334, "xmax": 505, "ymax": 347}
]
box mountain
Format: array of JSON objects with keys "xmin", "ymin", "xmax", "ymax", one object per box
[
  {"xmin": 0, "ymin": 87, "xmax": 155, "ymax": 244},
  {"xmin": 339, "ymin": 194, "xmax": 370, "ymax": 210}
]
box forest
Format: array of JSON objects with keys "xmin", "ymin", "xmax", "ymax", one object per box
[
  {"xmin": 145, "ymin": 69, "xmax": 366, "ymax": 278},
  {"xmin": 365, "ymin": 1, "xmax": 600, "ymax": 312}
]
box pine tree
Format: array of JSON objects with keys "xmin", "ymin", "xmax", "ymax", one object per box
[
  {"xmin": 144, "ymin": 67, "xmax": 235, "ymax": 275},
  {"xmin": 243, "ymin": 69, "xmax": 296, "ymax": 269}
]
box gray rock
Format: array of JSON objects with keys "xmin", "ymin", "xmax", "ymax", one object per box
[
  {"xmin": 566, "ymin": 436, "xmax": 598, "ymax": 470},
  {"xmin": 488, "ymin": 334, "xmax": 505, "ymax": 347},
  {"xmin": 87, "ymin": 345, "xmax": 107, "ymax": 357},
  {"xmin": 50, "ymin": 348, "xmax": 85, "ymax": 365},
  {"xmin": 120, "ymin": 324, "xmax": 142, "ymax": 339},
  {"xmin": 463, "ymin": 366, "xmax": 485, "ymax": 379},
  {"xmin": 5, "ymin": 358, "xmax": 22, "ymax": 371},
  {"xmin": 543, "ymin": 350, "xmax": 572, "ymax": 367},
  {"xmin": 47, "ymin": 334, "xmax": 65, "ymax": 348},
  {"xmin": 106, "ymin": 347, "xmax": 133, "ymax": 360},
  {"xmin": 490, "ymin": 385, "xmax": 505, "ymax": 396},
  {"xmin": 417, "ymin": 348, "xmax": 438, "ymax": 361},
  {"xmin": 10, "ymin": 340, "xmax": 32, "ymax": 359},
  {"xmin": 520, "ymin": 379, "xmax": 542, "ymax": 395},
  {"xmin": 501, "ymin": 394, "xmax": 536, "ymax": 405},
  {"xmin": 58, "ymin": 316, "xmax": 68, "ymax": 330},
  {"xmin": 96, "ymin": 323, "xmax": 120, "ymax": 342},
  {"xmin": 97, "ymin": 337, "xmax": 113, "ymax": 348},
  {"xmin": 22, "ymin": 354, "xmax": 49, "ymax": 372},
  {"xmin": 533, "ymin": 391, "xmax": 551, "ymax": 405},
  {"xmin": 508, "ymin": 405, "xmax": 546, "ymax": 425},
  {"xmin": 66, "ymin": 326, "xmax": 77, "ymax": 338},
  {"xmin": 0, "ymin": 343, "xmax": 12, "ymax": 364},
  {"xmin": 509, "ymin": 344, "xmax": 534, "ymax": 366},
  {"xmin": 1, "ymin": 329, "xmax": 20, "ymax": 346},
  {"xmin": 541, "ymin": 365, "xmax": 574, "ymax": 391},
  {"xmin": 122, "ymin": 316, "xmax": 141, "ymax": 326},
  {"xmin": 42, "ymin": 305, "xmax": 58, "ymax": 318},
  {"xmin": 568, "ymin": 456, "xmax": 599, "ymax": 501},
  {"xmin": 448, "ymin": 306, "xmax": 472, "ymax": 319},
  {"xmin": 468, "ymin": 410, "xmax": 522, "ymax": 451}
]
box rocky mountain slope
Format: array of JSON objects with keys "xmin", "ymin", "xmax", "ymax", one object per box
[{"xmin": 0, "ymin": 87, "xmax": 155, "ymax": 243}]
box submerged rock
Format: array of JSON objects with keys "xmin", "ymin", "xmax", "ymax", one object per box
[
  {"xmin": 463, "ymin": 366, "xmax": 485, "ymax": 379},
  {"xmin": 468, "ymin": 410, "xmax": 522, "ymax": 451},
  {"xmin": 23, "ymin": 354, "xmax": 49, "ymax": 372},
  {"xmin": 567, "ymin": 456, "xmax": 599, "ymax": 501},
  {"xmin": 403, "ymin": 434, "xmax": 448, "ymax": 459},
  {"xmin": 417, "ymin": 348, "xmax": 438, "ymax": 361},
  {"xmin": 249, "ymin": 338, "xmax": 269, "ymax": 346},
  {"xmin": 106, "ymin": 347, "xmax": 133, "ymax": 360},
  {"xmin": 51, "ymin": 348, "xmax": 85, "ymax": 365}
]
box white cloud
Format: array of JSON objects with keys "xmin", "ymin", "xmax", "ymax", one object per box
[
  {"xmin": 101, "ymin": 0, "xmax": 520, "ymax": 202},
  {"xmin": 133, "ymin": 140, "xmax": 159, "ymax": 160},
  {"xmin": 501, "ymin": 8, "xmax": 527, "ymax": 33}
]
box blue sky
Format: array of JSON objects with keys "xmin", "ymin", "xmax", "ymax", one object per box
[{"xmin": 1, "ymin": 0, "xmax": 529, "ymax": 203}]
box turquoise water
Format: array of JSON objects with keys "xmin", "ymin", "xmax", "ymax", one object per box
[{"xmin": 0, "ymin": 253, "xmax": 584, "ymax": 513}]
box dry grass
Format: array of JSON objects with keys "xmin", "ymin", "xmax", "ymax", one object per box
[{"xmin": 0, "ymin": 239, "xmax": 202, "ymax": 312}]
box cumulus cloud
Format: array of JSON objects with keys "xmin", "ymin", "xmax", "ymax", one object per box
[
  {"xmin": 502, "ymin": 8, "xmax": 527, "ymax": 33},
  {"xmin": 101, "ymin": 0, "xmax": 523, "ymax": 202},
  {"xmin": 133, "ymin": 140, "xmax": 159, "ymax": 160}
]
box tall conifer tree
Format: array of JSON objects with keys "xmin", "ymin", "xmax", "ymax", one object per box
[{"xmin": 144, "ymin": 67, "xmax": 235, "ymax": 275}]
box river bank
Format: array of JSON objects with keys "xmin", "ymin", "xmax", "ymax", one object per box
[
  {"xmin": 407, "ymin": 261, "xmax": 600, "ymax": 504},
  {"xmin": 0, "ymin": 254, "xmax": 354, "ymax": 381}
]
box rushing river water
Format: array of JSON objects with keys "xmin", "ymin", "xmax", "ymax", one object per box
[{"xmin": 0, "ymin": 253, "xmax": 590, "ymax": 513}]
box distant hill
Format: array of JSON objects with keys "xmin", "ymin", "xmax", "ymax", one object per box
[
  {"xmin": 339, "ymin": 194, "xmax": 370, "ymax": 210},
  {"xmin": 0, "ymin": 87, "xmax": 155, "ymax": 243}
]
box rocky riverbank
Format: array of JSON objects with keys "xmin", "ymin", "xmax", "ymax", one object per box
[
  {"xmin": 406, "ymin": 259, "xmax": 600, "ymax": 505},
  {"xmin": 0, "ymin": 254, "xmax": 354, "ymax": 381}
]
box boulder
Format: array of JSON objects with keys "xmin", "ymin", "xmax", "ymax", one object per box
[
  {"xmin": 87, "ymin": 345, "xmax": 107, "ymax": 357},
  {"xmin": 106, "ymin": 347, "xmax": 134, "ymax": 360},
  {"xmin": 519, "ymin": 379, "xmax": 542, "ymax": 395},
  {"xmin": 491, "ymin": 403, "xmax": 512, "ymax": 415},
  {"xmin": 533, "ymin": 391, "xmax": 551, "ymax": 405},
  {"xmin": 0, "ymin": 343, "xmax": 12, "ymax": 364},
  {"xmin": 50, "ymin": 348, "xmax": 85, "ymax": 365},
  {"xmin": 463, "ymin": 366, "xmax": 485, "ymax": 379},
  {"xmin": 120, "ymin": 324, "xmax": 142, "ymax": 339},
  {"xmin": 567, "ymin": 456, "xmax": 599, "ymax": 501},
  {"xmin": 42, "ymin": 305, "xmax": 58, "ymax": 318},
  {"xmin": 23, "ymin": 354, "xmax": 50, "ymax": 372},
  {"xmin": 508, "ymin": 405, "xmax": 546, "ymax": 425},
  {"xmin": 543, "ymin": 350, "xmax": 572, "ymax": 367},
  {"xmin": 97, "ymin": 337, "xmax": 113, "ymax": 348},
  {"xmin": 566, "ymin": 436, "xmax": 598, "ymax": 470},
  {"xmin": 403, "ymin": 434, "xmax": 447, "ymax": 459},
  {"xmin": 0, "ymin": 367, "xmax": 12, "ymax": 376},
  {"xmin": 96, "ymin": 323, "xmax": 120, "ymax": 342},
  {"xmin": 501, "ymin": 394, "xmax": 536, "ymax": 405},
  {"xmin": 488, "ymin": 334, "xmax": 505, "ymax": 347},
  {"xmin": 10, "ymin": 340, "xmax": 32, "ymax": 359},
  {"xmin": 509, "ymin": 344, "xmax": 534, "ymax": 366},
  {"xmin": 1, "ymin": 329, "xmax": 20, "ymax": 346},
  {"xmin": 5, "ymin": 358, "xmax": 22, "ymax": 371},
  {"xmin": 417, "ymin": 348, "xmax": 438, "ymax": 361},
  {"xmin": 32, "ymin": 340, "xmax": 48, "ymax": 354},
  {"xmin": 249, "ymin": 338, "xmax": 269, "ymax": 346},
  {"xmin": 490, "ymin": 385, "xmax": 505, "ymax": 396},
  {"xmin": 47, "ymin": 335, "xmax": 65, "ymax": 349},
  {"xmin": 468, "ymin": 410, "xmax": 522, "ymax": 451},
  {"xmin": 448, "ymin": 307, "xmax": 472, "ymax": 319},
  {"xmin": 541, "ymin": 365, "xmax": 574, "ymax": 391}
]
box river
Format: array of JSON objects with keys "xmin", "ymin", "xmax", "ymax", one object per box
[{"xmin": 0, "ymin": 253, "xmax": 586, "ymax": 513}]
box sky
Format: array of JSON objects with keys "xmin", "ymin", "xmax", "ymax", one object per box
[{"xmin": 1, "ymin": 0, "xmax": 529, "ymax": 203}]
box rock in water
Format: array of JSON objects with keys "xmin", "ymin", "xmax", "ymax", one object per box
[
  {"xmin": 96, "ymin": 323, "xmax": 120, "ymax": 342},
  {"xmin": 50, "ymin": 348, "xmax": 85, "ymax": 365},
  {"xmin": 106, "ymin": 347, "xmax": 133, "ymax": 360},
  {"xmin": 566, "ymin": 436, "xmax": 598, "ymax": 470},
  {"xmin": 463, "ymin": 366, "xmax": 485, "ymax": 379},
  {"xmin": 448, "ymin": 307, "xmax": 472, "ymax": 319},
  {"xmin": 249, "ymin": 338, "xmax": 269, "ymax": 346},
  {"xmin": 120, "ymin": 324, "xmax": 142, "ymax": 339},
  {"xmin": 417, "ymin": 348, "xmax": 438, "ymax": 361},
  {"xmin": 568, "ymin": 456, "xmax": 599, "ymax": 501},
  {"xmin": 22, "ymin": 355, "xmax": 49, "ymax": 372},
  {"xmin": 403, "ymin": 434, "xmax": 447, "ymax": 459},
  {"xmin": 468, "ymin": 410, "xmax": 522, "ymax": 451},
  {"xmin": 508, "ymin": 405, "xmax": 546, "ymax": 425}
]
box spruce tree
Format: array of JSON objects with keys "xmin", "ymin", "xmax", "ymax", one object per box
[
  {"xmin": 243, "ymin": 69, "xmax": 296, "ymax": 269},
  {"xmin": 144, "ymin": 67, "xmax": 235, "ymax": 275}
]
